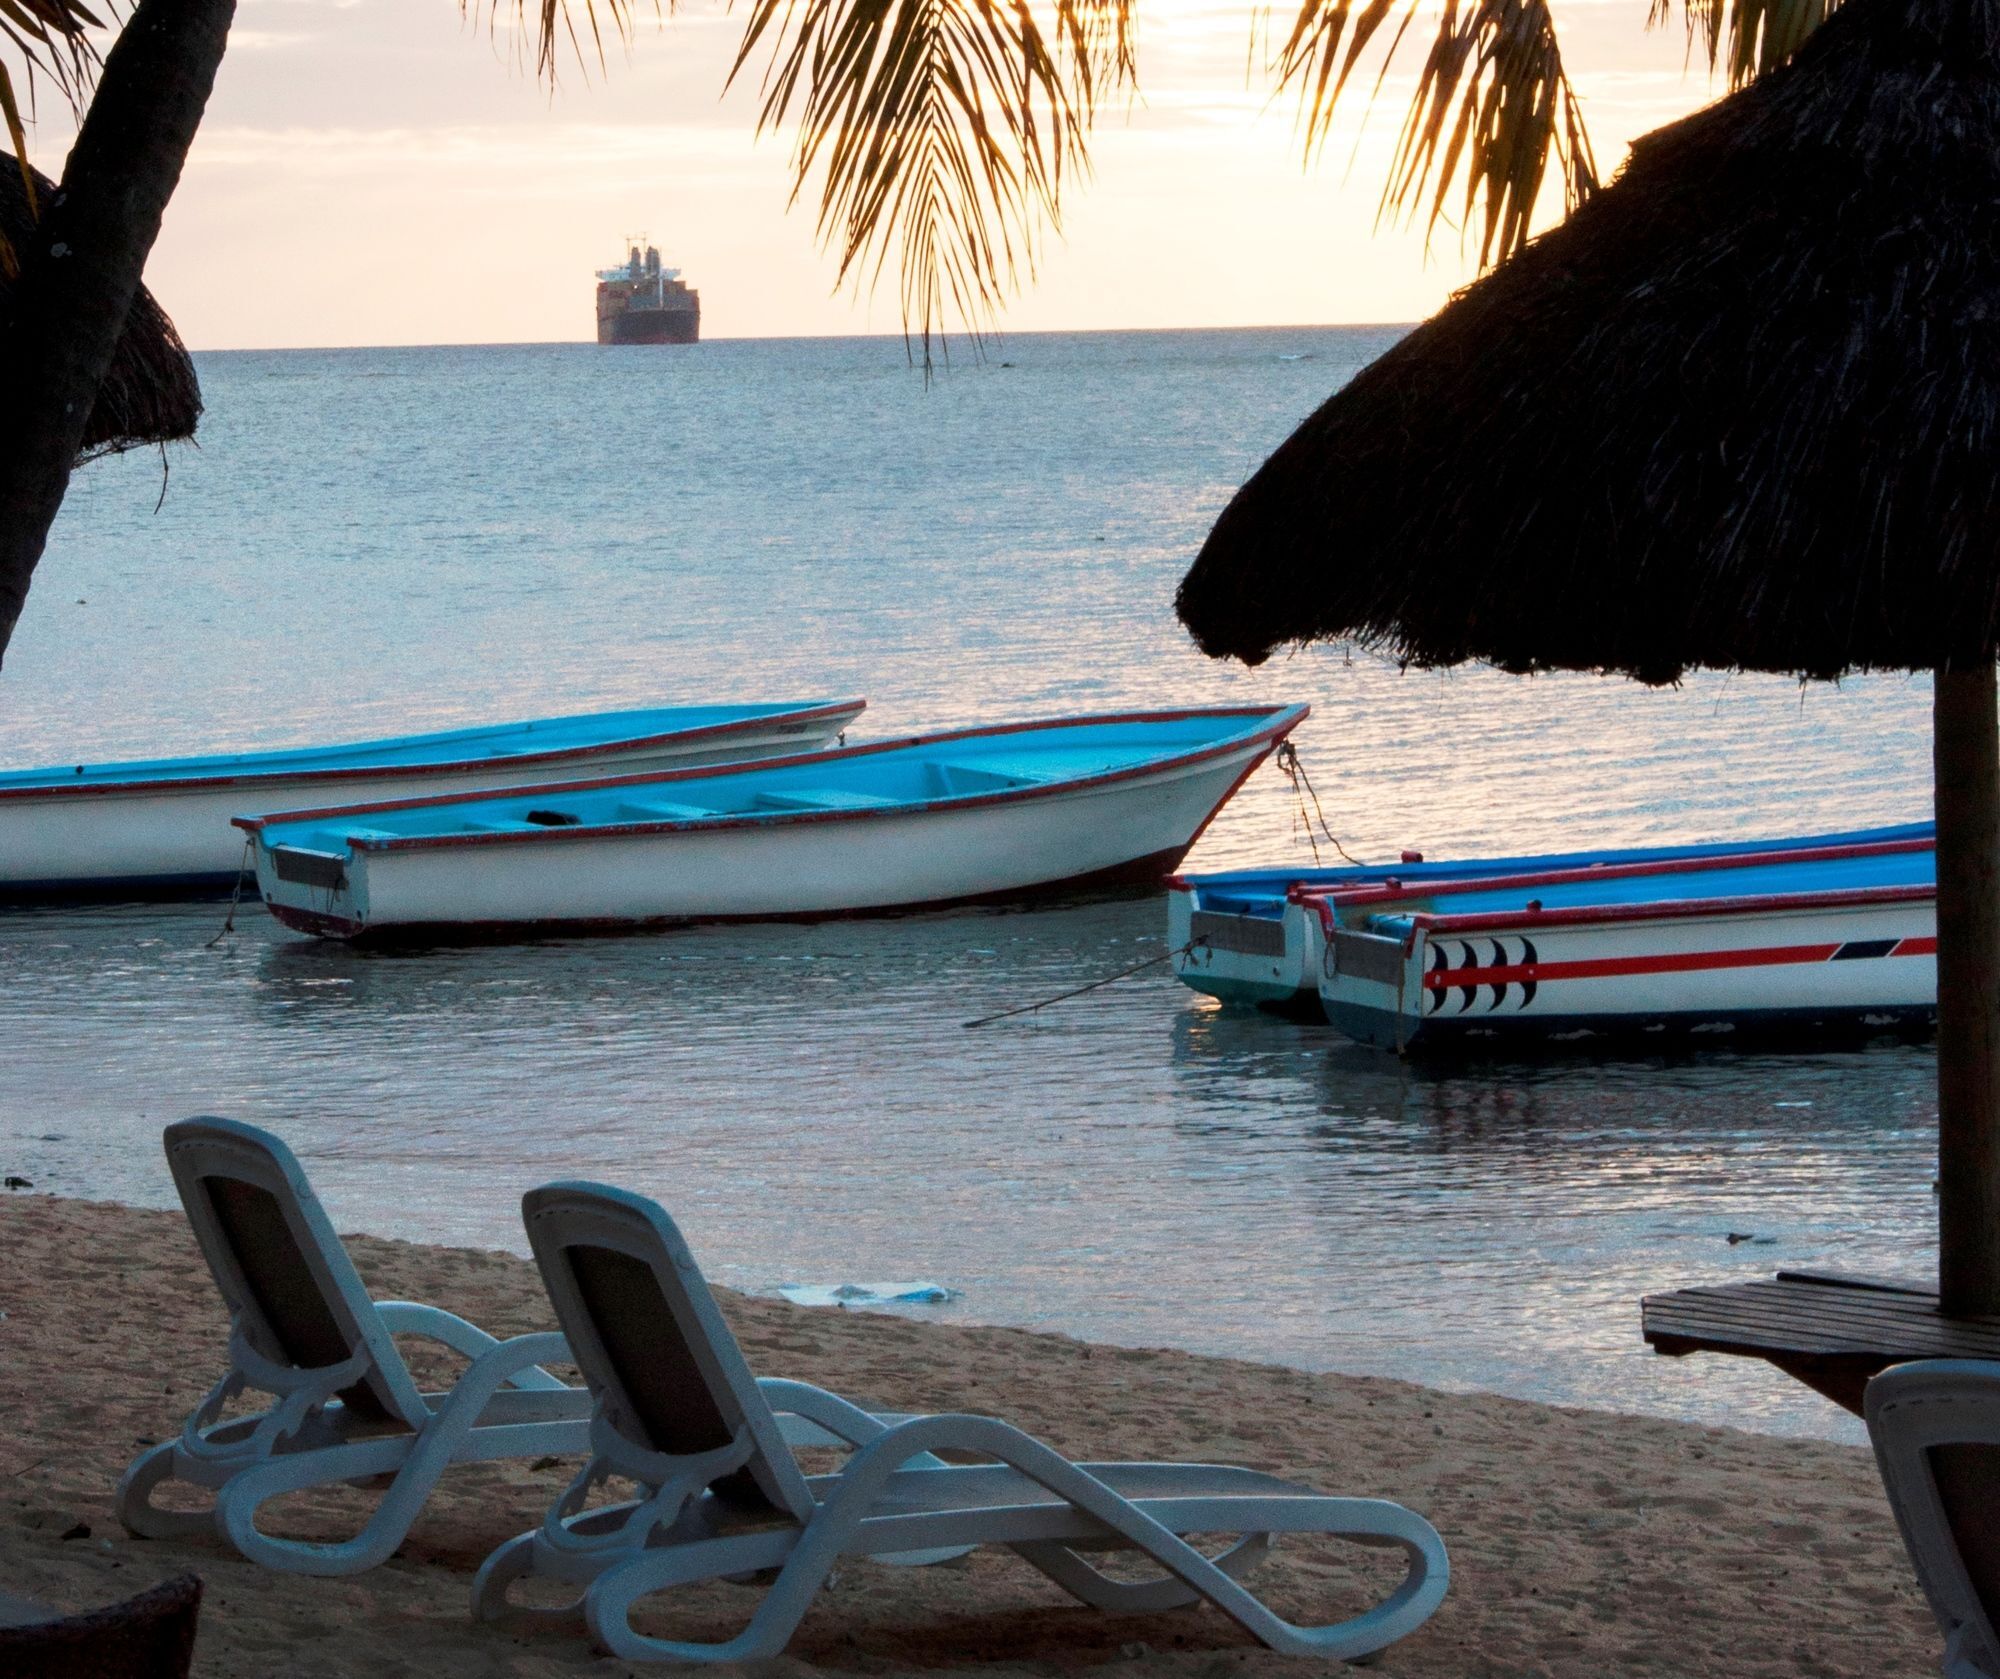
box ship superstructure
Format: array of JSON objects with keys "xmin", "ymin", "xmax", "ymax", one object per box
[{"xmin": 595, "ymin": 239, "xmax": 700, "ymax": 345}]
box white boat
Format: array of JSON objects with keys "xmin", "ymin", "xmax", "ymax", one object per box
[
  {"xmin": 1308, "ymin": 836, "xmax": 1936, "ymax": 1051},
  {"xmin": 0, "ymin": 700, "xmax": 864, "ymax": 902},
  {"xmin": 239, "ymin": 705, "xmax": 1308, "ymax": 943},
  {"xmin": 1167, "ymin": 820, "xmax": 1932, "ymax": 1017}
]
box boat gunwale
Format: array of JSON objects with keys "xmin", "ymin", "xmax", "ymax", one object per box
[
  {"xmin": 238, "ymin": 705, "xmax": 1311, "ymax": 858},
  {"xmin": 1162, "ymin": 822, "xmax": 1935, "ymax": 904},
  {"xmin": 1299, "ymin": 835, "xmax": 1934, "ymax": 916},
  {"xmin": 1355, "ymin": 881, "xmax": 1937, "ymax": 940},
  {"xmin": 0, "ymin": 699, "xmax": 867, "ymax": 803}
]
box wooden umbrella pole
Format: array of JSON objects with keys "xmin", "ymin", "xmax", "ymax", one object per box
[{"xmin": 1936, "ymin": 661, "xmax": 2000, "ymax": 1316}]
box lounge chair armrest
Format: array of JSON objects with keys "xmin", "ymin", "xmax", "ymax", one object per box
[
  {"xmin": 756, "ymin": 1379, "xmax": 951, "ymax": 1464},
  {"xmin": 374, "ymin": 1303, "xmax": 572, "ymax": 1392},
  {"xmin": 757, "ymin": 1379, "xmax": 895, "ymax": 1446}
]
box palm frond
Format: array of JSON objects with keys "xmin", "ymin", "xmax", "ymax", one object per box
[
  {"xmin": 1275, "ymin": 0, "xmax": 1595, "ymax": 266},
  {"xmin": 1648, "ymin": 0, "xmax": 1830, "ymax": 87},
  {"xmin": 1053, "ymin": 0, "xmax": 1135, "ymax": 106},
  {"xmin": 730, "ymin": 0, "xmax": 1089, "ymax": 366},
  {"xmin": 459, "ymin": 0, "xmax": 650, "ymax": 83},
  {"xmin": 0, "ymin": 0, "xmax": 101, "ymax": 269}
]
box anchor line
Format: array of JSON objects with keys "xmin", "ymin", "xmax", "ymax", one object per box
[
  {"xmin": 1274, "ymin": 741, "xmax": 1361, "ymax": 867},
  {"xmin": 961, "ymin": 938, "xmax": 1206, "ymax": 1029},
  {"xmin": 205, "ymin": 840, "xmax": 254, "ymax": 949}
]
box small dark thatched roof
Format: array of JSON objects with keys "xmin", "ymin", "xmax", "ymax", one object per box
[
  {"xmin": 0, "ymin": 163, "xmax": 201, "ymax": 462},
  {"xmin": 1177, "ymin": 0, "xmax": 2000, "ymax": 683}
]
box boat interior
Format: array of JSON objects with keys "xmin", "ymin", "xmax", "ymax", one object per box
[
  {"xmin": 253, "ymin": 714, "xmax": 1291, "ymax": 853},
  {"xmin": 0, "ymin": 704, "xmax": 840, "ymax": 792}
]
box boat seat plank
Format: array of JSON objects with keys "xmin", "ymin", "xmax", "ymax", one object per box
[
  {"xmin": 751, "ymin": 790, "xmax": 899, "ymax": 812},
  {"xmin": 612, "ymin": 802, "xmax": 716, "ymax": 823}
]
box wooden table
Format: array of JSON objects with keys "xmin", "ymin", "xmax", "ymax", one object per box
[{"xmin": 1642, "ymin": 1269, "xmax": 2000, "ymax": 1414}]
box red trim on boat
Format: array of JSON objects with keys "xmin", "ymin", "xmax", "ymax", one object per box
[
  {"xmin": 236, "ymin": 706, "xmax": 1311, "ymax": 854},
  {"xmin": 0, "ymin": 700, "xmax": 867, "ymax": 803},
  {"xmin": 1405, "ymin": 882, "xmax": 1935, "ymax": 935},
  {"xmin": 1306, "ymin": 836, "xmax": 1934, "ymax": 912}
]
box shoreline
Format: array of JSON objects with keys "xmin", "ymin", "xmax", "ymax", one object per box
[{"xmin": 1, "ymin": 1192, "xmax": 1936, "ymax": 1676}]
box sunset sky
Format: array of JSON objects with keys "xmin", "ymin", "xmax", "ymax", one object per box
[{"xmin": 38, "ymin": 0, "xmax": 1728, "ymax": 347}]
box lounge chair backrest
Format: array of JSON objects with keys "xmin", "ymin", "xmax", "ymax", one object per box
[
  {"xmin": 1866, "ymin": 1359, "xmax": 2000, "ymax": 1677},
  {"xmin": 162, "ymin": 1118, "xmax": 425, "ymax": 1428},
  {"xmin": 521, "ymin": 1183, "xmax": 816, "ymax": 1522}
]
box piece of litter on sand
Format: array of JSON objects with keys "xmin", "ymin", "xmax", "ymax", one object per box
[{"xmin": 775, "ymin": 1282, "xmax": 960, "ymax": 1308}]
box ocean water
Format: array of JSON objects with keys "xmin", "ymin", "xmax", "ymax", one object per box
[{"xmin": 0, "ymin": 328, "xmax": 1941, "ymax": 1443}]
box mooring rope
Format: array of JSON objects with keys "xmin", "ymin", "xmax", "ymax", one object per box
[
  {"xmin": 962, "ymin": 937, "xmax": 1206, "ymax": 1029},
  {"xmin": 205, "ymin": 840, "xmax": 254, "ymax": 949},
  {"xmin": 1275, "ymin": 740, "xmax": 1361, "ymax": 867}
]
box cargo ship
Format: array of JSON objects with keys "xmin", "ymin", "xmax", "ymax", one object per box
[{"xmin": 595, "ymin": 240, "xmax": 700, "ymax": 345}]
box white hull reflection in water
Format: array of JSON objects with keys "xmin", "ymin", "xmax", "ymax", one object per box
[{"xmin": 0, "ymin": 895, "xmax": 1935, "ymax": 1445}]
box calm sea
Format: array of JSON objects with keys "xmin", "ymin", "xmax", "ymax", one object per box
[{"xmin": 0, "ymin": 329, "xmax": 1940, "ymax": 1442}]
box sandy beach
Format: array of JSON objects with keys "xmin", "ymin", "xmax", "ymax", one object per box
[{"xmin": 0, "ymin": 1193, "xmax": 1937, "ymax": 1676}]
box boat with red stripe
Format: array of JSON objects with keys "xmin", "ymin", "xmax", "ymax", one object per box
[{"xmin": 1306, "ymin": 840, "xmax": 1937, "ymax": 1050}]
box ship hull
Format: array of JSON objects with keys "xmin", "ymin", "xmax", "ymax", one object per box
[{"xmin": 602, "ymin": 308, "xmax": 699, "ymax": 345}]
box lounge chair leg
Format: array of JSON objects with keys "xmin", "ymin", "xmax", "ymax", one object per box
[
  {"xmin": 114, "ymin": 1443, "xmax": 217, "ymax": 1540},
  {"xmin": 473, "ymin": 1532, "xmax": 587, "ymax": 1627},
  {"xmin": 1013, "ymin": 1533, "xmax": 1275, "ymax": 1612}
]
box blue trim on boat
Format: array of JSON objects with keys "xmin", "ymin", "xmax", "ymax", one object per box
[
  {"xmin": 1182, "ymin": 820, "xmax": 1934, "ymax": 919},
  {"xmin": 244, "ymin": 707, "xmax": 1309, "ymax": 858},
  {"xmin": 1360, "ymin": 846, "xmax": 1936, "ymax": 937},
  {"xmin": 0, "ymin": 701, "xmax": 860, "ymax": 798}
]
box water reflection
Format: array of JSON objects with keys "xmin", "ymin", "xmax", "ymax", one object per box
[{"xmin": 0, "ymin": 889, "xmax": 1934, "ymax": 1443}]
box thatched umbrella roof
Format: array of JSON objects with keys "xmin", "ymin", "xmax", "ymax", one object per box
[
  {"xmin": 1176, "ymin": 0, "xmax": 2000, "ymax": 1318},
  {"xmin": 0, "ymin": 163, "xmax": 201, "ymax": 461},
  {"xmin": 1176, "ymin": 0, "xmax": 2000, "ymax": 683}
]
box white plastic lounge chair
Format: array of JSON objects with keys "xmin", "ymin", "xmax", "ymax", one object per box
[
  {"xmin": 113, "ymin": 1117, "xmax": 594, "ymax": 1575},
  {"xmin": 1866, "ymin": 1360, "xmax": 2000, "ymax": 1679},
  {"xmin": 115, "ymin": 1119, "xmax": 935, "ymax": 1579},
  {"xmin": 474, "ymin": 1182, "xmax": 1450, "ymax": 1664}
]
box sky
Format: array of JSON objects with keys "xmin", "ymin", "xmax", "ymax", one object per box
[{"xmin": 29, "ymin": 0, "xmax": 1731, "ymax": 348}]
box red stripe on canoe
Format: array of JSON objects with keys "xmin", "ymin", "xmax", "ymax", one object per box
[{"xmin": 1419, "ymin": 936, "xmax": 1937, "ymax": 990}]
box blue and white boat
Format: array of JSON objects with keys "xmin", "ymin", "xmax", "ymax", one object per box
[
  {"xmin": 0, "ymin": 700, "xmax": 864, "ymax": 902},
  {"xmin": 1168, "ymin": 819, "xmax": 1932, "ymax": 1015},
  {"xmin": 1310, "ymin": 834, "xmax": 1936, "ymax": 1050},
  {"xmin": 238, "ymin": 705, "xmax": 1308, "ymax": 943}
]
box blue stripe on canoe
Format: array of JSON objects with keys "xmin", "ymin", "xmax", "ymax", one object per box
[
  {"xmin": 1185, "ymin": 821, "xmax": 1934, "ymax": 918},
  {"xmin": 251, "ymin": 709, "xmax": 1303, "ymax": 856},
  {"xmin": 1361, "ymin": 845, "xmax": 1935, "ymax": 935},
  {"xmin": 0, "ymin": 702, "xmax": 847, "ymax": 793}
]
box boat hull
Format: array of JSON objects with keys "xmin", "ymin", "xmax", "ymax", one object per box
[
  {"xmin": 0, "ymin": 702, "xmax": 861, "ymax": 902},
  {"xmin": 1168, "ymin": 820, "xmax": 1932, "ymax": 1016},
  {"xmin": 1318, "ymin": 891, "xmax": 1937, "ymax": 1051},
  {"xmin": 247, "ymin": 709, "xmax": 1302, "ymax": 943}
]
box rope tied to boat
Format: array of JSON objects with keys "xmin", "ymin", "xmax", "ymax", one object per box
[
  {"xmin": 1275, "ymin": 740, "xmax": 1360, "ymax": 866},
  {"xmin": 204, "ymin": 840, "xmax": 254, "ymax": 949},
  {"xmin": 961, "ymin": 937, "xmax": 1206, "ymax": 1029}
]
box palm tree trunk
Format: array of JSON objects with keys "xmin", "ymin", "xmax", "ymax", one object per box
[
  {"xmin": 1936, "ymin": 662, "xmax": 2000, "ymax": 1316},
  {"xmin": 0, "ymin": 0, "xmax": 235, "ymax": 667}
]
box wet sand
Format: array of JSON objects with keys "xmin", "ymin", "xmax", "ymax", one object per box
[{"xmin": 0, "ymin": 1195, "xmax": 1936, "ymax": 1676}]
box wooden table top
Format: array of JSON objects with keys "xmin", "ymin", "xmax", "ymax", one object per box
[{"xmin": 1641, "ymin": 1269, "xmax": 2000, "ymax": 1414}]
